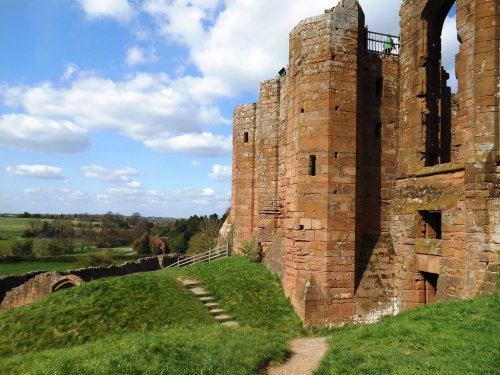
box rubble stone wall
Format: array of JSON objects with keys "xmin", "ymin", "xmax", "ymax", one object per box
[{"xmin": 0, "ymin": 255, "xmax": 180, "ymax": 311}]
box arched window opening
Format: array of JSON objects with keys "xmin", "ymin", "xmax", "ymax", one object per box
[{"xmin": 422, "ymin": 1, "xmax": 459, "ymax": 166}]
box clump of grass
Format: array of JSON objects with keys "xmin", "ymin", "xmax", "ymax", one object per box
[
  {"xmin": 0, "ymin": 326, "xmax": 288, "ymax": 375},
  {"xmin": 315, "ymin": 293, "xmax": 500, "ymax": 374},
  {"xmin": 170, "ymin": 256, "xmax": 304, "ymax": 337}
]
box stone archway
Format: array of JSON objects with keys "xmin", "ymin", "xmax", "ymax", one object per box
[{"xmin": 51, "ymin": 274, "xmax": 85, "ymax": 293}]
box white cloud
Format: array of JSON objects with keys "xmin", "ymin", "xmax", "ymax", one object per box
[
  {"xmin": 190, "ymin": 160, "xmax": 201, "ymax": 167},
  {"xmin": 144, "ymin": 132, "xmax": 232, "ymax": 156},
  {"xmin": 0, "ymin": 114, "xmax": 89, "ymax": 153},
  {"xmin": 61, "ymin": 63, "xmax": 79, "ymax": 82},
  {"xmin": 358, "ymin": 0, "xmax": 402, "ymax": 35},
  {"xmin": 78, "ymin": 0, "xmax": 134, "ymax": 23},
  {"xmin": 6, "ymin": 165, "xmax": 65, "ymax": 180},
  {"xmin": 81, "ymin": 165, "xmax": 139, "ymax": 183},
  {"xmin": 126, "ymin": 46, "xmax": 158, "ymax": 67},
  {"xmin": 127, "ymin": 180, "xmax": 143, "ymax": 188},
  {"xmin": 1, "ymin": 73, "xmax": 230, "ymax": 156},
  {"xmin": 208, "ymin": 164, "xmax": 231, "ymax": 181}
]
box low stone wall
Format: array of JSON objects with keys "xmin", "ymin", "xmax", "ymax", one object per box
[{"xmin": 0, "ymin": 254, "xmax": 181, "ymax": 312}]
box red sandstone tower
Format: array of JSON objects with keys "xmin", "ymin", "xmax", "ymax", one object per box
[{"xmin": 229, "ymin": 0, "xmax": 499, "ymax": 327}]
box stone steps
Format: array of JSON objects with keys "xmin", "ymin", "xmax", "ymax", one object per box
[{"xmin": 176, "ymin": 276, "xmax": 239, "ymax": 327}]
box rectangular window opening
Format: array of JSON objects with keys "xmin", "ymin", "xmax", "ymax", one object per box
[
  {"xmin": 309, "ymin": 155, "xmax": 317, "ymax": 176},
  {"xmin": 418, "ymin": 211, "xmax": 442, "ymax": 239},
  {"xmin": 376, "ymin": 77, "xmax": 383, "ymax": 97},
  {"xmin": 243, "ymin": 132, "xmax": 249, "ymax": 143},
  {"xmin": 420, "ymin": 272, "xmax": 439, "ymax": 304}
]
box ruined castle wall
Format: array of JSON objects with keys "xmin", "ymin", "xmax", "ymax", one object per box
[
  {"xmin": 463, "ymin": 0, "xmax": 499, "ymax": 297},
  {"xmin": 355, "ymin": 54, "xmax": 400, "ymax": 320},
  {"xmin": 230, "ymin": 0, "xmax": 497, "ymax": 327},
  {"xmin": 232, "ymin": 104, "xmax": 257, "ymax": 251},
  {"xmin": 393, "ymin": 0, "xmax": 498, "ymax": 310},
  {"xmin": 281, "ymin": 0, "xmax": 364, "ymax": 326},
  {"xmin": 255, "ymin": 80, "xmax": 281, "ymax": 250}
]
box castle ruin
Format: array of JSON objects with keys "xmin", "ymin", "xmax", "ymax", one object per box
[{"xmin": 227, "ymin": 0, "xmax": 499, "ymax": 327}]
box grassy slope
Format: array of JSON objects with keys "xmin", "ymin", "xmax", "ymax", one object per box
[
  {"xmin": 169, "ymin": 256, "xmax": 304, "ymax": 337},
  {"xmin": 315, "ymin": 293, "xmax": 500, "ymax": 375},
  {"xmin": 0, "ymin": 256, "xmax": 299, "ymax": 374}
]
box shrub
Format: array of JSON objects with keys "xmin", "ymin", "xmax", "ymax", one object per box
[
  {"xmin": 75, "ymin": 252, "xmax": 114, "ymax": 268},
  {"xmin": 240, "ymin": 238, "xmax": 262, "ymax": 262},
  {"xmin": 11, "ymin": 240, "xmax": 34, "ymax": 256}
]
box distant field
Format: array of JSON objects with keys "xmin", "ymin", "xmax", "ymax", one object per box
[
  {"xmin": 0, "ymin": 217, "xmax": 32, "ymax": 240},
  {"xmin": 0, "ymin": 262, "xmax": 75, "ymax": 277}
]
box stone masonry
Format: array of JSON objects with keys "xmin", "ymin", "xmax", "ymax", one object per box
[{"xmin": 228, "ymin": 0, "xmax": 499, "ymax": 327}]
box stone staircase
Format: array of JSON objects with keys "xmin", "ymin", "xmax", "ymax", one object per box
[{"xmin": 177, "ymin": 277, "xmax": 239, "ymax": 327}]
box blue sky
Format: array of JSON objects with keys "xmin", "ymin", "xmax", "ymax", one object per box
[{"xmin": 0, "ymin": 0, "xmax": 458, "ymax": 218}]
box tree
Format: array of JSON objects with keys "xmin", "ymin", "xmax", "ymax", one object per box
[
  {"xmin": 187, "ymin": 217, "xmax": 222, "ymax": 255},
  {"xmin": 11, "ymin": 240, "xmax": 34, "ymax": 256},
  {"xmin": 133, "ymin": 233, "xmax": 153, "ymax": 256}
]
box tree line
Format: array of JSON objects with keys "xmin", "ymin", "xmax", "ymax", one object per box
[{"xmin": 9, "ymin": 211, "xmax": 227, "ymax": 257}]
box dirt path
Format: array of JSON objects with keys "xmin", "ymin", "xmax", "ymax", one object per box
[{"xmin": 267, "ymin": 337, "xmax": 328, "ymax": 375}]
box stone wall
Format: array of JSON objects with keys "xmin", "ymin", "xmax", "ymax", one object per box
[
  {"xmin": 230, "ymin": 0, "xmax": 499, "ymax": 327},
  {"xmin": 0, "ymin": 255, "xmax": 180, "ymax": 311}
]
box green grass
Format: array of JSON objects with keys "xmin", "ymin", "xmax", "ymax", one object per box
[
  {"xmin": 0, "ymin": 326, "xmax": 286, "ymax": 375},
  {"xmin": 0, "ymin": 217, "xmax": 32, "ymax": 240},
  {"xmin": 169, "ymin": 257, "xmax": 304, "ymax": 337},
  {"xmin": 315, "ymin": 293, "xmax": 500, "ymax": 375},
  {"xmin": 0, "ymin": 240, "xmax": 15, "ymax": 256},
  {"xmin": 0, "ymin": 262, "xmax": 76, "ymax": 276},
  {"xmin": 0, "ymin": 256, "xmax": 300, "ymax": 374}
]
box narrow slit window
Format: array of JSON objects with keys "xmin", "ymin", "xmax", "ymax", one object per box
[
  {"xmin": 375, "ymin": 123, "xmax": 382, "ymax": 139},
  {"xmin": 376, "ymin": 77, "xmax": 383, "ymax": 97},
  {"xmin": 309, "ymin": 155, "xmax": 317, "ymax": 176},
  {"xmin": 243, "ymin": 132, "xmax": 249, "ymax": 143}
]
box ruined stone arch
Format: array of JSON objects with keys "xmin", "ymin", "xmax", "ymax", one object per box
[
  {"xmin": 419, "ymin": 0, "xmax": 458, "ymax": 166},
  {"xmin": 51, "ymin": 274, "xmax": 85, "ymax": 293}
]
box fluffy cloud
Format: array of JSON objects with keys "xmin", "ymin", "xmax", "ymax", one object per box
[
  {"xmin": 144, "ymin": 132, "xmax": 232, "ymax": 156},
  {"xmin": 208, "ymin": 164, "xmax": 231, "ymax": 181},
  {"xmin": 6, "ymin": 165, "xmax": 65, "ymax": 180},
  {"xmin": 78, "ymin": 0, "xmax": 134, "ymax": 23},
  {"xmin": 0, "ymin": 114, "xmax": 89, "ymax": 153},
  {"xmin": 1, "ymin": 73, "xmax": 229, "ymax": 156},
  {"xmin": 126, "ymin": 46, "xmax": 158, "ymax": 67},
  {"xmin": 81, "ymin": 165, "xmax": 139, "ymax": 183}
]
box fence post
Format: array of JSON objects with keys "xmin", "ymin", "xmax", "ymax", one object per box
[{"xmin": 177, "ymin": 257, "xmax": 179, "ymax": 267}]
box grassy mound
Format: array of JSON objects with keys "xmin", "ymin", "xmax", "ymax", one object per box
[
  {"xmin": 169, "ymin": 256, "xmax": 304, "ymax": 337},
  {"xmin": 315, "ymin": 293, "xmax": 500, "ymax": 374},
  {"xmin": 0, "ymin": 256, "xmax": 301, "ymax": 374}
]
